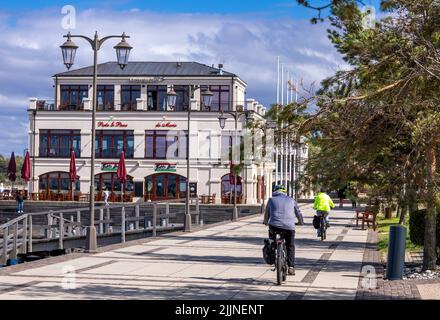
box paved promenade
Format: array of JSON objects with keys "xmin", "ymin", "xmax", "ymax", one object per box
[{"xmin": 0, "ymin": 204, "xmax": 368, "ymax": 300}]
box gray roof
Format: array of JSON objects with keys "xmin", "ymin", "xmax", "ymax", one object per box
[{"xmin": 54, "ymin": 61, "xmax": 237, "ymax": 77}]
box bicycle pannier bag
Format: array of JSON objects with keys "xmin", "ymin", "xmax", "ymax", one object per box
[
  {"xmin": 313, "ymin": 215, "xmax": 321, "ymax": 229},
  {"xmin": 262, "ymin": 238, "xmax": 276, "ymax": 265}
]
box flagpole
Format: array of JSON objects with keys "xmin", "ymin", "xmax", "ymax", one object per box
[
  {"xmin": 280, "ymin": 64, "xmax": 284, "ymax": 187},
  {"xmin": 275, "ymin": 57, "xmax": 280, "ymax": 190}
]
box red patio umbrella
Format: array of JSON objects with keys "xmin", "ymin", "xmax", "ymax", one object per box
[
  {"xmin": 117, "ymin": 151, "xmax": 127, "ymax": 202},
  {"xmin": 21, "ymin": 151, "xmax": 31, "ymax": 182},
  {"xmin": 69, "ymin": 150, "xmax": 77, "ymax": 183},
  {"xmin": 69, "ymin": 150, "xmax": 77, "ymax": 200},
  {"xmin": 229, "ymin": 162, "xmax": 235, "ymax": 185},
  {"xmin": 7, "ymin": 151, "xmax": 17, "ymax": 185}
]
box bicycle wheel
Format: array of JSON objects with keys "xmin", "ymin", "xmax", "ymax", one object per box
[
  {"xmin": 320, "ymin": 217, "xmax": 325, "ymax": 241},
  {"xmin": 276, "ymin": 243, "xmax": 283, "ymax": 285},
  {"xmin": 282, "ymin": 243, "xmax": 288, "ymax": 281}
]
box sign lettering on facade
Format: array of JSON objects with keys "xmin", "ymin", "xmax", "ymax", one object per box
[
  {"xmin": 129, "ymin": 77, "xmax": 165, "ymax": 83},
  {"xmin": 102, "ymin": 162, "xmax": 119, "ymax": 172},
  {"xmin": 98, "ymin": 121, "xmax": 128, "ymax": 128},
  {"xmin": 155, "ymin": 122, "xmax": 177, "ymax": 128},
  {"xmin": 154, "ymin": 163, "xmax": 177, "ymax": 172}
]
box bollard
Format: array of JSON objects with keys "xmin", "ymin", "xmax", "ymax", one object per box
[
  {"xmin": 386, "ymin": 225, "xmax": 407, "ymax": 280},
  {"xmin": 152, "ymin": 203, "xmax": 157, "ymax": 237}
]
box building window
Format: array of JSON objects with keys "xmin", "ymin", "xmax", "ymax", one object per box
[
  {"xmin": 94, "ymin": 173, "xmax": 134, "ymax": 202},
  {"xmin": 201, "ymin": 85, "xmax": 230, "ymax": 111},
  {"xmin": 39, "ymin": 172, "xmax": 80, "ymax": 197},
  {"xmin": 221, "ymin": 134, "xmax": 243, "ymax": 162},
  {"xmin": 39, "ymin": 130, "xmax": 81, "ymax": 158},
  {"xmin": 97, "ymin": 85, "xmax": 114, "ymax": 111},
  {"xmin": 60, "ymin": 85, "xmax": 88, "ymax": 110},
  {"xmin": 145, "ymin": 130, "xmax": 187, "ymax": 159},
  {"xmin": 121, "ymin": 85, "xmax": 141, "ymax": 111},
  {"xmin": 221, "ymin": 174, "xmax": 242, "ymax": 204},
  {"xmin": 95, "ymin": 130, "xmax": 134, "ymax": 159},
  {"xmin": 174, "ymin": 85, "xmax": 190, "ymax": 111},
  {"xmin": 145, "ymin": 173, "xmax": 187, "ymax": 201},
  {"xmin": 147, "ymin": 85, "xmax": 167, "ymax": 111}
]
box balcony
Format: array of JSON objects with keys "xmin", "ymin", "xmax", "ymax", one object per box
[{"xmin": 29, "ymin": 99, "xmax": 237, "ymax": 113}]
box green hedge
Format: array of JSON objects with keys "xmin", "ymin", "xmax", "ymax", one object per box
[{"xmin": 409, "ymin": 208, "xmax": 440, "ymax": 247}]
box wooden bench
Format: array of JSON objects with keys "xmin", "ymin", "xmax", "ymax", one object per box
[{"xmin": 356, "ymin": 208, "xmax": 378, "ymax": 231}]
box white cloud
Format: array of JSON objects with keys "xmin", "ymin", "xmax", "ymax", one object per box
[{"xmin": 0, "ymin": 7, "xmax": 345, "ymax": 155}]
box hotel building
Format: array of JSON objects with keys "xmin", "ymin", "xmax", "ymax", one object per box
[{"xmin": 27, "ymin": 61, "xmax": 274, "ymax": 204}]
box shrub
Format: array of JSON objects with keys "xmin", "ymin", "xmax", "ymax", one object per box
[{"xmin": 409, "ymin": 208, "xmax": 440, "ymax": 247}]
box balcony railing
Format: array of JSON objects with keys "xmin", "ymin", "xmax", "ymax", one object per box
[{"xmin": 30, "ymin": 99, "xmax": 234, "ymax": 113}]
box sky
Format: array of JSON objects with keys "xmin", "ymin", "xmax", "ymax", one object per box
[{"xmin": 0, "ymin": 0, "xmax": 382, "ymax": 156}]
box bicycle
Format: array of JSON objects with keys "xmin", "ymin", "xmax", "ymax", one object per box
[
  {"xmin": 274, "ymin": 233, "xmax": 288, "ymax": 285},
  {"xmin": 318, "ymin": 214, "xmax": 328, "ymax": 241}
]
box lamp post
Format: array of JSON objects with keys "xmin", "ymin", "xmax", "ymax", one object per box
[
  {"xmin": 60, "ymin": 31, "xmax": 132, "ymax": 252},
  {"xmin": 218, "ymin": 107, "xmax": 252, "ymax": 221},
  {"xmin": 262, "ymin": 120, "xmax": 277, "ymax": 213},
  {"xmin": 167, "ymin": 85, "xmax": 212, "ymax": 231}
]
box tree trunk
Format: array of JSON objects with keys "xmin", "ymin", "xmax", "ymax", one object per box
[
  {"xmin": 423, "ymin": 144, "xmax": 437, "ymax": 271},
  {"xmin": 399, "ymin": 201, "xmax": 408, "ymax": 225}
]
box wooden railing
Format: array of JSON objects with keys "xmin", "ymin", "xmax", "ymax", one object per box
[{"xmin": 0, "ymin": 198, "xmax": 201, "ymax": 266}]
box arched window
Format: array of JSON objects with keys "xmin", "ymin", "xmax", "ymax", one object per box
[
  {"xmin": 145, "ymin": 173, "xmax": 187, "ymax": 201},
  {"xmin": 221, "ymin": 174, "xmax": 242, "ymax": 204},
  {"xmin": 39, "ymin": 172, "xmax": 80, "ymax": 200},
  {"xmin": 94, "ymin": 173, "xmax": 134, "ymax": 202}
]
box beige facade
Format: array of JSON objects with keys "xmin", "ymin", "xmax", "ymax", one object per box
[{"xmin": 28, "ymin": 62, "xmax": 275, "ymax": 204}]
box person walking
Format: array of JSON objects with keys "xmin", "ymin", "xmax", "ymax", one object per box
[
  {"xmin": 16, "ymin": 191, "xmax": 24, "ymax": 213},
  {"xmin": 337, "ymin": 188, "xmax": 346, "ymax": 208},
  {"xmin": 313, "ymin": 188, "xmax": 335, "ymax": 237},
  {"xmin": 103, "ymin": 188, "xmax": 110, "ymax": 206},
  {"xmin": 263, "ymin": 185, "xmax": 304, "ymax": 276}
]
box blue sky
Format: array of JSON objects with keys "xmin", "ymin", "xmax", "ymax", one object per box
[{"xmin": 0, "ymin": 0, "xmax": 382, "ymax": 156}]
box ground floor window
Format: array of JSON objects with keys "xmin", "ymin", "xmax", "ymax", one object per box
[
  {"xmin": 145, "ymin": 173, "xmax": 187, "ymax": 201},
  {"xmin": 38, "ymin": 172, "xmax": 80, "ymax": 200},
  {"xmin": 94, "ymin": 173, "xmax": 134, "ymax": 202},
  {"xmin": 221, "ymin": 174, "xmax": 242, "ymax": 204}
]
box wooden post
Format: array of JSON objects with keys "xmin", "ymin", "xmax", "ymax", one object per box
[
  {"xmin": 59, "ymin": 213, "xmax": 64, "ymax": 250},
  {"xmin": 121, "ymin": 206, "xmax": 126, "ymax": 243},
  {"xmin": 195, "ymin": 198, "xmax": 200, "ymax": 225},
  {"xmin": 11, "ymin": 223, "xmax": 18, "ymax": 260},
  {"xmin": 106, "ymin": 207, "xmax": 110, "ymax": 234},
  {"xmin": 47, "ymin": 213, "xmax": 52, "ymax": 238},
  {"xmin": 28, "ymin": 216, "xmax": 33, "ymax": 253},
  {"xmin": 66, "ymin": 216, "xmax": 72, "ymax": 237},
  {"xmin": 76, "ymin": 210, "xmax": 81, "ymax": 236},
  {"xmin": 2, "ymin": 226, "xmax": 8, "ymax": 266},
  {"xmin": 22, "ymin": 216, "xmax": 28, "ymax": 254},
  {"xmin": 165, "ymin": 203, "xmax": 170, "ymax": 227},
  {"xmin": 152, "ymin": 203, "xmax": 157, "ymax": 237},
  {"xmin": 135, "ymin": 205, "xmax": 140, "ymax": 230},
  {"xmin": 99, "ymin": 208, "xmax": 104, "ymax": 234}
]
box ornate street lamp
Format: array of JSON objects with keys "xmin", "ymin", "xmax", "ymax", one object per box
[
  {"xmin": 201, "ymin": 88, "xmax": 213, "ymax": 110},
  {"xmin": 114, "ymin": 33, "xmax": 133, "ymax": 70},
  {"xmin": 218, "ymin": 113, "xmax": 227, "ymax": 130},
  {"xmin": 60, "ymin": 34, "xmax": 78, "ymax": 70},
  {"xmin": 60, "ymin": 31, "xmax": 132, "ymax": 253},
  {"xmin": 217, "ymin": 108, "xmax": 252, "ymax": 221},
  {"xmin": 167, "ymin": 87, "xmax": 178, "ymax": 110}
]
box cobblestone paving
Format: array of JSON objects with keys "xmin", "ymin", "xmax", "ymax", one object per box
[{"xmin": 356, "ymin": 229, "xmax": 425, "ymax": 300}]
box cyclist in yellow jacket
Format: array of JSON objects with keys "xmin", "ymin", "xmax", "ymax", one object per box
[{"xmin": 313, "ymin": 188, "xmax": 335, "ymax": 236}]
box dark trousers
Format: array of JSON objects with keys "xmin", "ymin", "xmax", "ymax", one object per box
[{"xmin": 268, "ymin": 225, "xmax": 296, "ymax": 267}]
